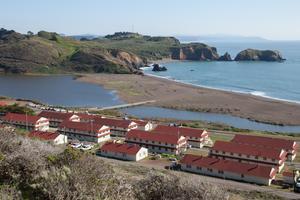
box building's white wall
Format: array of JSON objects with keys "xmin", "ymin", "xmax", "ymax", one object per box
[
  {"xmin": 54, "ymin": 134, "xmax": 68, "ymax": 145},
  {"xmin": 100, "ymin": 147, "xmax": 147, "ymax": 161},
  {"xmin": 181, "ymin": 164, "xmax": 272, "ymax": 186}
]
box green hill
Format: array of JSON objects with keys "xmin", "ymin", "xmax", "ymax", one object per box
[{"xmin": 0, "ymin": 29, "xmax": 222, "ymax": 74}]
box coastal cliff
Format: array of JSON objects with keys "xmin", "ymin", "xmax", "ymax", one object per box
[
  {"xmin": 171, "ymin": 43, "xmax": 220, "ymax": 61},
  {"xmin": 0, "ymin": 29, "xmax": 286, "ymax": 74},
  {"xmin": 235, "ymin": 49, "xmax": 285, "ymax": 62}
]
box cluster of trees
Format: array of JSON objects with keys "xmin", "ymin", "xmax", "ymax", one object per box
[{"xmin": 0, "ymin": 128, "xmax": 228, "ymax": 200}]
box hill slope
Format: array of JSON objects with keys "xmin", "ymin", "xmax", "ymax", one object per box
[{"xmin": 0, "ymin": 29, "xmax": 224, "ymax": 74}]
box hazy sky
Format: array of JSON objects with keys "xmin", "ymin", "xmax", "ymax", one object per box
[{"xmin": 1, "ymin": 0, "xmax": 299, "ymax": 40}]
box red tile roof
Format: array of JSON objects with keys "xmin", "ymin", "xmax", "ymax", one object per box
[
  {"xmin": 77, "ymin": 113, "xmax": 102, "ymax": 121},
  {"xmin": 3, "ymin": 113, "xmax": 42, "ymax": 124},
  {"xmin": 153, "ymin": 125, "xmax": 207, "ymax": 138},
  {"xmin": 95, "ymin": 118, "xmax": 136, "ymax": 129},
  {"xmin": 132, "ymin": 120, "xmax": 149, "ymax": 126},
  {"xmin": 126, "ymin": 129, "xmax": 186, "ymax": 145},
  {"xmin": 38, "ymin": 111, "xmax": 77, "ymax": 121},
  {"xmin": 28, "ymin": 131, "xmax": 60, "ymax": 141},
  {"xmin": 59, "ymin": 121, "xmax": 108, "ymax": 132},
  {"xmin": 180, "ymin": 154, "xmax": 276, "ymax": 179},
  {"xmin": 100, "ymin": 142, "xmax": 143, "ymax": 155},
  {"xmin": 0, "ymin": 101, "xmax": 7, "ymax": 106},
  {"xmin": 212, "ymin": 141, "xmax": 286, "ymax": 160},
  {"xmin": 232, "ymin": 134, "xmax": 297, "ymax": 151}
]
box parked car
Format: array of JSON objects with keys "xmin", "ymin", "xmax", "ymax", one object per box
[
  {"xmin": 70, "ymin": 143, "xmax": 82, "ymax": 149},
  {"xmin": 169, "ymin": 158, "xmax": 177, "ymax": 162},
  {"xmin": 80, "ymin": 144, "xmax": 94, "ymax": 151}
]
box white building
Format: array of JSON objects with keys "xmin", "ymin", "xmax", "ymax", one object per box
[
  {"xmin": 57, "ymin": 121, "xmax": 110, "ymax": 143},
  {"xmin": 2, "ymin": 113, "xmax": 49, "ymax": 131},
  {"xmin": 98, "ymin": 141, "xmax": 148, "ymax": 161},
  {"xmin": 180, "ymin": 154, "xmax": 277, "ymax": 186},
  {"xmin": 231, "ymin": 134, "xmax": 298, "ymax": 161},
  {"xmin": 38, "ymin": 111, "xmax": 80, "ymax": 127},
  {"xmin": 125, "ymin": 129, "xmax": 187, "ymax": 155},
  {"xmin": 94, "ymin": 118, "xmax": 138, "ymax": 137},
  {"xmin": 133, "ymin": 120, "xmax": 155, "ymax": 131},
  {"xmin": 29, "ymin": 131, "xmax": 67, "ymax": 145},
  {"xmin": 153, "ymin": 125, "xmax": 211, "ymax": 148},
  {"xmin": 210, "ymin": 141, "xmax": 287, "ymax": 172}
]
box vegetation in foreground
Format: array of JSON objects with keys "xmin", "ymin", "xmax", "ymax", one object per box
[{"xmin": 0, "ymin": 128, "xmax": 229, "ymax": 200}]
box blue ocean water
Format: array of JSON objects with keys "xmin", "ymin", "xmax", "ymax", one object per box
[{"xmin": 144, "ymin": 41, "xmax": 300, "ymax": 103}]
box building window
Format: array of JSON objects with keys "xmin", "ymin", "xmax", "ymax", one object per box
[
  {"xmin": 272, "ymin": 159, "xmax": 275, "ymax": 162},
  {"xmin": 218, "ymin": 170, "xmax": 224, "ymax": 174},
  {"xmin": 238, "ymin": 154, "xmax": 241, "ymax": 156},
  {"xmin": 215, "ymin": 150, "xmax": 219, "ymax": 153},
  {"xmin": 230, "ymin": 152, "xmax": 233, "ymax": 155},
  {"xmin": 241, "ymin": 174, "xmax": 244, "ymax": 178},
  {"xmin": 186, "ymin": 165, "xmax": 191, "ymax": 168},
  {"xmin": 255, "ymin": 156, "xmax": 258, "ymax": 159},
  {"xmin": 263, "ymin": 157, "xmax": 267, "ymax": 160}
]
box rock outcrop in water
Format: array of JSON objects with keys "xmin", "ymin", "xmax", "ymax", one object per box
[
  {"xmin": 171, "ymin": 43, "xmax": 219, "ymax": 61},
  {"xmin": 234, "ymin": 49, "xmax": 285, "ymax": 62},
  {"xmin": 218, "ymin": 52, "xmax": 232, "ymax": 61},
  {"xmin": 152, "ymin": 63, "xmax": 167, "ymax": 72}
]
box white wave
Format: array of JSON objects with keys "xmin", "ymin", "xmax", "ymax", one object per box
[{"xmin": 144, "ymin": 73, "xmax": 300, "ymax": 105}]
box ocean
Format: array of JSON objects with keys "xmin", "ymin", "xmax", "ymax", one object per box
[{"xmin": 143, "ymin": 41, "xmax": 300, "ymax": 103}]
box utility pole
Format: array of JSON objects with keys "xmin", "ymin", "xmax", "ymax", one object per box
[{"xmin": 25, "ymin": 111, "xmax": 28, "ymax": 131}]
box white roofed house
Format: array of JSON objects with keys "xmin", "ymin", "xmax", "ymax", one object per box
[
  {"xmin": 38, "ymin": 111, "xmax": 80, "ymax": 127},
  {"xmin": 2, "ymin": 113, "xmax": 49, "ymax": 131},
  {"xmin": 57, "ymin": 121, "xmax": 110, "ymax": 143},
  {"xmin": 125, "ymin": 129, "xmax": 187, "ymax": 155},
  {"xmin": 152, "ymin": 125, "xmax": 211, "ymax": 148},
  {"xmin": 98, "ymin": 141, "xmax": 148, "ymax": 161}
]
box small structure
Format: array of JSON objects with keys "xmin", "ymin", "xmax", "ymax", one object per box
[
  {"xmin": 38, "ymin": 111, "xmax": 80, "ymax": 127},
  {"xmin": 94, "ymin": 118, "xmax": 138, "ymax": 137},
  {"xmin": 2, "ymin": 113, "xmax": 49, "ymax": 131},
  {"xmin": 180, "ymin": 154, "xmax": 277, "ymax": 186},
  {"xmin": 210, "ymin": 141, "xmax": 287, "ymax": 172},
  {"xmin": 231, "ymin": 134, "xmax": 298, "ymax": 161},
  {"xmin": 132, "ymin": 120, "xmax": 155, "ymax": 131},
  {"xmin": 57, "ymin": 121, "xmax": 110, "ymax": 143},
  {"xmin": 125, "ymin": 129, "xmax": 187, "ymax": 155},
  {"xmin": 153, "ymin": 125, "xmax": 211, "ymax": 148},
  {"xmin": 28, "ymin": 131, "xmax": 67, "ymax": 145},
  {"xmin": 98, "ymin": 141, "xmax": 148, "ymax": 161}
]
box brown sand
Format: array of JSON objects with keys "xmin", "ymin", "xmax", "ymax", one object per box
[{"xmin": 78, "ymin": 74, "xmax": 300, "ymax": 126}]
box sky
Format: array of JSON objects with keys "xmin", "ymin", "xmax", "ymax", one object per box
[{"xmin": 0, "ymin": 0, "xmax": 299, "ymax": 40}]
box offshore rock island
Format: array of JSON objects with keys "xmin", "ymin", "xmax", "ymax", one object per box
[{"xmin": 0, "ymin": 29, "xmax": 285, "ymax": 74}]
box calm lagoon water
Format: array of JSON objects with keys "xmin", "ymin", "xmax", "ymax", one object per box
[
  {"xmin": 0, "ymin": 75, "xmax": 122, "ymax": 107},
  {"xmin": 121, "ymin": 106, "xmax": 300, "ymax": 133}
]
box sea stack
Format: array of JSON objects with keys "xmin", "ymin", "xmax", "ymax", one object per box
[{"xmin": 235, "ymin": 49, "xmax": 285, "ymax": 62}]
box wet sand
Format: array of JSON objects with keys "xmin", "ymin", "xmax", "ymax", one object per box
[{"xmin": 78, "ymin": 73, "xmax": 300, "ymax": 126}]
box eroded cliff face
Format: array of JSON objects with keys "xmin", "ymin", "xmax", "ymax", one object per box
[
  {"xmin": 235, "ymin": 49, "xmax": 285, "ymax": 62},
  {"xmin": 68, "ymin": 48, "xmax": 145, "ymax": 74},
  {"xmin": 171, "ymin": 43, "xmax": 220, "ymax": 61}
]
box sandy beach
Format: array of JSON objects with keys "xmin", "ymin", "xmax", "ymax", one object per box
[{"xmin": 78, "ymin": 73, "xmax": 300, "ymax": 126}]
